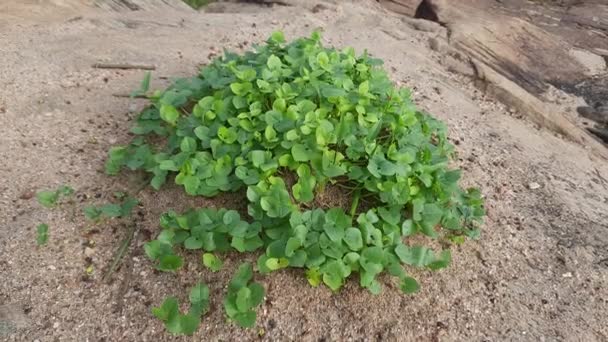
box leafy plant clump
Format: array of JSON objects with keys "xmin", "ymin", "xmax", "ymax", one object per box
[
  {"xmin": 83, "ymin": 196, "xmax": 139, "ymax": 221},
  {"xmin": 36, "ymin": 185, "xmax": 74, "ymax": 208},
  {"xmin": 107, "ymin": 31, "xmax": 484, "ymax": 332},
  {"xmin": 36, "ymin": 223, "xmax": 49, "ymax": 246},
  {"xmin": 34, "ymin": 185, "xmax": 75, "ymax": 246},
  {"xmin": 223, "ymin": 263, "xmax": 265, "ymax": 328},
  {"xmin": 152, "ymin": 282, "xmax": 210, "ymax": 335}
]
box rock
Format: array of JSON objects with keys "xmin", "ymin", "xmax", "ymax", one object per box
[
  {"xmin": 562, "ymin": 272, "xmax": 573, "ymax": 278},
  {"xmin": 587, "ymin": 126, "xmax": 608, "ymax": 144},
  {"xmin": 19, "ymin": 189, "xmax": 35, "ymax": 200},
  {"xmin": 577, "ymin": 105, "xmax": 608, "ymax": 125},
  {"xmin": 402, "ymin": 17, "xmax": 444, "ymax": 33},
  {"xmin": 428, "ymin": 37, "xmax": 447, "ymax": 52},
  {"xmin": 569, "ymin": 49, "xmax": 606, "ymax": 76},
  {"xmin": 84, "ymin": 247, "xmax": 95, "ymax": 257},
  {"xmin": 378, "ymin": 0, "xmax": 421, "ymax": 17},
  {"xmin": 311, "ymin": 3, "xmax": 329, "ymax": 13},
  {"xmin": 443, "ymin": 54, "xmax": 475, "ymax": 77},
  {"xmin": 528, "ymin": 182, "xmax": 541, "ymax": 190},
  {"xmin": 0, "ymin": 304, "xmax": 30, "ymax": 333}
]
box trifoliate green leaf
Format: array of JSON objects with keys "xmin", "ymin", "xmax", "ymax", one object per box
[
  {"xmin": 158, "ymin": 254, "xmax": 184, "ymax": 271},
  {"xmin": 36, "ymin": 223, "xmax": 49, "ymax": 246},
  {"xmin": 202, "ymin": 253, "xmax": 223, "ymax": 272}
]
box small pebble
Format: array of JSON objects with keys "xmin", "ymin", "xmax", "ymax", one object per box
[
  {"xmin": 528, "ymin": 182, "xmax": 541, "ymax": 190},
  {"xmin": 48, "ymin": 265, "xmax": 56, "ymax": 271},
  {"xmin": 19, "ymin": 189, "xmax": 35, "ymax": 200},
  {"xmin": 562, "ymin": 272, "xmax": 573, "ymax": 278},
  {"xmin": 53, "ymin": 322, "xmax": 60, "ymax": 329},
  {"xmin": 84, "ymin": 247, "xmax": 95, "ymax": 258}
]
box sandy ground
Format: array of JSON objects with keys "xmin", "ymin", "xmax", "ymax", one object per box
[{"xmin": 1, "ymin": 1, "xmax": 607, "ymax": 341}]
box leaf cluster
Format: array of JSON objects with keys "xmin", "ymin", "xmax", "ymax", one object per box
[
  {"xmin": 36, "ymin": 223, "xmax": 49, "ymax": 246},
  {"xmin": 152, "ymin": 283, "xmax": 210, "ymax": 335},
  {"xmin": 107, "ymin": 31, "xmax": 485, "ymax": 334},
  {"xmin": 223, "ymin": 263, "xmax": 265, "ymax": 328},
  {"xmin": 83, "ymin": 197, "xmax": 139, "ymax": 221},
  {"xmin": 35, "ymin": 184, "xmax": 74, "ymax": 246},
  {"xmin": 36, "ymin": 185, "xmax": 74, "ymax": 208}
]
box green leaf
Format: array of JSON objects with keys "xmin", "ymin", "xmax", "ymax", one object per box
[
  {"xmin": 36, "ymin": 223, "xmax": 49, "ymax": 245},
  {"xmin": 189, "ymin": 282, "xmax": 210, "ymax": 306},
  {"xmin": 57, "ymin": 185, "xmax": 74, "ymax": 197},
  {"xmin": 259, "ymin": 179, "xmax": 293, "ymax": 218},
  {"xmin": 160, "ymin": 104, "xmax": 180, "ymax": 125},
  {"xmin": 291, "ymin": 144, "xmax": 312, "ymax": 162},
  {"xmin": 36, "ymin": 190, "xmax": 59, "ymax": 208},
  {"xmin": 267, "ymin": 54, "xmax": 282, "ymax": 70},
  {"xmin": 272, "ymin": 98, "xmax": 286, "ymax": 112},
  {"xmin": 99, "ymin": 204, "xmax": 122, "ymax": 218},
  {"xmin": 229, "ymin": 262, "xmax": 254, "ymax": 292},
  {"xmin": 202, "ymin": 253, "xmax": 223, "ymax": 272},
  {"xmin": 230, "ymin": 82, "xmax": 253, "ymax": 96},
  {"xmin": 131, "ymin": 71, "xmax": 151, "ymax": 96},
  {"xmin": 173, "ymin": 314, "xmax": 200, "ymax": 335},
  {"xmin": 152, "ymin": 297, "xmax": 179, "ymax": 322},
  {"xmin": 235, "ymin": 67, "xmax": 257, "ymax": 82},
  {"xmin": 158, "ymin": 254, "xmax": 184, "ymax": 271},
  {"xmin": 285, "ymin": 237, "xmax": 301, "ymax": 257},
  {"xmin": 120, "ymin": 197, "xmax": 139, "ymax": 217},
  {"xmin": 317, "ymin": 51, "xmax": 329, "ymax": 68},
  {"xmin": 233, "ymin": 311, "xmax": 257, "ymax": 328},
  {"xmin": 83, "ymin": 206, "xmax": 102, "ymax": 221},
  {"xmin": 231, "ymin": 236, "xmax": 264, "ymax": 252},
  {"xmin": 394, "ymin": 244, "xmax": 434, "ymax": 267},
  {"xmin": 427, "ymin": 250, "xmax": 451, "ymax": 270},
  {"xmin": 248, "ymin": 283, "xmax": 265, "ymax": 307},
  {"xmin": 236, "ymin": 287, "xmax": 252, "ymax": 312},
  {"xmin": 265, "ymin": 257, "xmax": 289, "ymax": 271},
  {"xmin": 144, "ymin": 240, "xmax": 172, "ymax": 260},
  {"xmin": 358, "ymin": 80, "xmax": 370, "ymax": 95},
  {"xmin": 105, "ymin": 146, "xmax": 127, "ymax": 175},
  {"xmin": 180, "ymin": 137, "xmax": 197, "ymax": 152},
  {"xmin": 183, "ymin": 176, "xmax": 200, "ymax": 195},
  {"xmin": 322, "ymin": 272, "xmax": 343, "ymax": 292},
  {"xmin": 305, "ymin": 268, "xmax": 321, "ymax": 287},
  {"xmin": 217, "ymin": 126, "xmax": 238, "ymax": 144},
  {"xmin": 401, "ymin": 219, "xmax": 416, "ymax": 236},
  {"xmin": 184, "ymin": 237, "xmax": 203, "ymax": 250},
  {"xmin": 269, "ymin": 30, "xmax": 285, "ymax": 43},
  {"xmin": 223, "ymin": 210, "xmax": 240, "ymax": 225},
  {"xmin": 292, "ymin": 164, "xmax": 316, "ymax": 203},
  {"xmin": 399, "ymin": 276, "xmax": 420, "ymax": 294},
  {"xmin": 343, "ymin": 228, "xmax": 363, "ymax": 251},
  {"xmin": 419, "ymin": 203, "xmax": 443, "ymax": 238}
]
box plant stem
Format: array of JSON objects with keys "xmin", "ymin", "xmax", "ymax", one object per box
[
  {"xmin": 350, "ymin": 189, "xmax": 361, "ymax": 219},
  {"xmin": 103, "ymin": 224, "xmax": 135, "ymax": 283}
]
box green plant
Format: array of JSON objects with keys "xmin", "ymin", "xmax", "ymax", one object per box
[
  {"xmin": 36, "ymin": 223, "xmax": 49, "ymax": 246},
  {"xmin": 108, "ymin": 31, "xmax": 484, "ymax": 334},
  {"xmin": 36, "ymin": 185, "xmax": 74, "ymax": 208},
  {"xmin": 182, "ymin": 0, "xmax": 213, "ymax": 9},
  {"xmin": 83, "ymin": 197, "xmax": 139, "ymax": 221},
  {"xmin": 152, "ymin": 282, "xmax": 210, "ymax": 335},
  {"xmin": 223, "ymin": 263, "xmax": 265, "ymax": 328},
  {"xmin": 202, "ymin": 253, "xmax": 223, "ymax": 272},
  {"xmin": 35, "ymin": 185, "xmax": 74, "ymax": 246}
]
